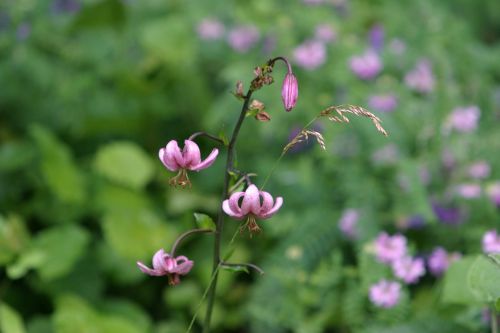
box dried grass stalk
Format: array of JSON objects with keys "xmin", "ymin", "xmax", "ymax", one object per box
[
  {"xmin": 320, "ymin": 104, "xmax": 388, "ymax": 136},
  {"xmin": 283, "ymin": 129, "xmax": 326, "ymax": 154}
]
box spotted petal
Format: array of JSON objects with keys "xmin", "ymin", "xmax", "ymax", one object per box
[
  {"xmin": 159, "ymin": 148, "xmax": 179, "ymax": 171},
  {"xmin": 259, "ymin": 191, "xmax": 274, "ymax": 213},
  {"xmin": 223, "ymin": 198, "xmax": 245, "ymax": 219}
]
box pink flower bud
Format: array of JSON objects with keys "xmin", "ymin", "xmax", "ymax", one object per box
[{"xmin": 281, "ymin": 73, "xmax": 298, "ymax": 112}]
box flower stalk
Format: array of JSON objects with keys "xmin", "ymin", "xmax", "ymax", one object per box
[{"xmin": 203, "ymin": 88, "xmax": 254, "ymax": 333}]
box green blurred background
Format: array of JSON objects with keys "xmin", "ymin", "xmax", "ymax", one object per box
[{"xmin": 1, "ymin": 0, "xmax": 500, "ymax": 332}]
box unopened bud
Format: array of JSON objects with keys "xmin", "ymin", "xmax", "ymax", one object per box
[
  {"xmin": 281, "ymin": 72, "xmax": 298, "ymax": 112},
  {"xmin": 255, "ymin": 111, "xmax": 271, "ymax": 122}
]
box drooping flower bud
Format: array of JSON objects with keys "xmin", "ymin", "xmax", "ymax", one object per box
[{"xmin": 281, "ymin": 72, "xmax": 298, "ymax": 112}]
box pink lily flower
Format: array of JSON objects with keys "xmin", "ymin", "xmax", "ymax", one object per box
[
  {"xmin": 222, "ymin": 184, "xmax": 283, "ymax": 234},
  {"xmin": 137, "ymin": 249, "xmax": 193, "ymax": 286},
  {"xmin": 159, "ymin": 139, "xmax": 219, "ymax": 187}
]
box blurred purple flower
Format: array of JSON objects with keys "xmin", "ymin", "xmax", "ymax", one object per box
[
  {"xmin": 369, "ymin": 280, "xmax": 401, "ymax": 308},
  {"xmin": 349, "ymin": 49, "xmax": 382, "ymax": 80},
  {"xmin": 392, "ymin": 256, "xmax": 425, "ymax": 284},
  {"xmin": 419, "ymin": 165, "xmax": 432, "ymax": 186},
  {"xmin": 369, "ymin": 24, "xmax": 384, "ymax": 52},
  {"xmin": 468, "ymin": 161, "xmax": 491, "ymax": 179},
  {"xmin": 262, "ymin": 34, "xmax": 277, "ymax": 54},
  {"xmin": 397, "ymin": 215, "xmax": 426, "ymax": 230},
  {"xmin": 447, "ymin": 106, "xmax": 480, "ymax": 133},
  {"xmin": 293, "ymin": 40, "xmax": 327, "ymax": 70},
  {"xmin": 455, "ymin": 183, "xmax": 481, "ymax": 199},
  {"xmin": 405, "ymin": 60, "xmax": 435, "ymax": 93},
  {"xmin": 16, "ymin": 23, "xmax": 31, "ymax": 40},
  {"xmin": 486, "ymin": 182, "xmax": 500, "ymax": 207},
  {"xmin": 227, "ymin": 25, "xmax": 260, "ymax": 53},
  {"xmin": 303, "ymin": 0, "xmax": 324, "ymax": 5},
  {"xmin": 52, "ymin": 0, "xmax": 81, "ymax": 14},
  {"xmin": 431, "ymin": 202, "xmax": 464, "ymax": 225},
  {"xmin": 389, "ymin": 38, "xmax": 406, "ymax": 55},
  {"xmin": 338, "ymin": 209, "xmax": 359, "ymax": 239},
  {"xmin": 368, "ymin": 94, "xmax": 398, "ymax": 113},
  {"xmin": 374, "ymin": 232, "xmax": 407, "ymax": 264},
  {"xmin": 137, "ymin": 249, "xmax": 193, "ymax": 285},
  {"xmin": 482, "ymin": 230, "xmax": 500, "ymax": 254},
  {"xmin": 314, "ymin": 24, "xmax": 337, "ymax": 43},
  {"xmin": 197, "ymin": 18, "xmax": 225, "ymax": 40},
  {"xmin": 371, "ymin": 143, "xmax": 399, "ymax": 165},
  {"xmin": 441, "ymin": 149, "xmax": 456, "ymax": 171},
  {"xmin": 427, "ymin": 247, "xmax": 461, "ymax": 276},
  {"xmin": 223, "ymin": 184, "xmax": 283, "ymax": 234}
]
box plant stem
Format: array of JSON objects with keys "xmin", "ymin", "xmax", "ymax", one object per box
[
  {"xmin": 492, "ymin": 306, "xmax": 498, "ymax": 333},
  {"xmin": 170, "ymin": 228, "xmax": 213, "ymax": 257},
  {"xmin": 202, "ymin": 90, "xmax": 253, "ymax": 333},
  {"xmin": 188, "ymin": 131, "xmax": 225, "ymax": 145}
]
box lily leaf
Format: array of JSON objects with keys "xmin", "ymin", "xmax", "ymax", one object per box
[{"xmin": 193, "ymin": 213, "xmax": 216, "ymax": 231}]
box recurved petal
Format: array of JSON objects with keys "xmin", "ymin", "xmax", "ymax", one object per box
[
  {"xmin": 241, "ymin": 184, "xmax": 261, "ymax": 215},
  {"xmin": 190, "ymin": 148, "xmax": 219, "ymax": 171},
  {"xmin": 165, "ymin": 140, "xmax": 185, "ymax": 168},
  {"xmin": 183, "ymin": 140, "xmax": 201, "ymax": 168},
  {"xmin": 223, "ymin": 199, "xmax": 245, "ymax": 219},
  {"xmin": 137, "ymin": 261, "xmax": 165, "ymax": 276},
  {"xmin": 159, "ymin": 148, "xmax": 179, "ymax": 171},
  {"xmin": 152, "ymin": 249, "xmax": 168, "ymax": 272},
  {"xmin": 172, "ymin": 256, "xmax": 194, "ymax": 275},
  {"xmin": 228, "ymin": 192, "xmax": 245, "ymax": 215},
  {"xmin": 259, "ymin": 191, "xmax": 274, "ymax": 213},
  {"xmin": 259, "ymin": 196, "xmax": 283, "ymax": 219}
]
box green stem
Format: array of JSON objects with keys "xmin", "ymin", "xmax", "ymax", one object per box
[
  {"xmin": 492, "ymin": 306, "xmax": 498, "ymax": 333},
  {"xmin": 202, "ymin": 90, "xmax": 253, "ymax": 333},
  {"xmin": 170, "ymin": 228, "xmax": 213, "ymax": 257},
  {"xmin": 260, "ymin": 116, "xmax": 319, "ymax": 190}
]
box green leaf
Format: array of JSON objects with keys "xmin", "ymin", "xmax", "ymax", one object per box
[
  {"xmin": 7, "ymin": 225, "xmax": 89, "ymax": 281},
  {"xmin": 442, "ymin": 256, "xmax": 480, "ymax": 304},
  {"xmin": 53, "ymin": 294, "xmax": 144, "ymax": 333},
  {"xmin": 0, "ymin": 141, "xmax": 35, "ymax": 172},
  {"xmin": 103, "ymin": 210, "xmax": 175, "ymax": 260},
  {"xmin": 221, "ymin": 265, "xmax": 250, "ymax": 274},
  {"xmin": 71, "ymin": 0, "xmax": 125, "ymax": 31},
  {"xmin": 94, "ymin": 141, "xmax": 154, "ymax": 190},
  {"xmin": 467, "ymin": 255, "xmax": 500, "ymax": 302},
  {"xmin": 496, "ymin": 298, "xmax": 500, "ymax": 312},
  {"xmin": 218, "ymin": 131, "xmax": 229, "ymax": 146},
  {"xmin": 0, "ymin": 303, "xmax": 26, "ymax": 333},
  {"xmin": 30, "ymin": 126, "xmax": 85, "ymax": 204},
  {"xmin": 140, "ymin": 18, "xmax": 196, "ymax": 66},
  {"xmin": 193, "ymin": 213, "xmax": 216, "ymax": 231},
  {"xmin": 0, "ymin": 214, "xmax": 30, "ymax": 265}
]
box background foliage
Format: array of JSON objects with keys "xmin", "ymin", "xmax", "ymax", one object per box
[{"xmin": 1, "ymin": 0, "xmax": 500, "ymax": 332}]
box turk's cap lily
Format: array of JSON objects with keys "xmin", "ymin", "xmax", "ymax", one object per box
[
  {"xmin": 159, "ymin": 139, "xmax": 218, "ymax": 172},
  {"xmin": 137, "ymin": 249, "xmax": 193, "ymax": 285},
  {"xmin": 159, "ymin": 139, "xmax": 219, "ymax": 187},
  {"xmin": 222, "ymin": 184, "xmax": 283, "ymax": 233}
]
